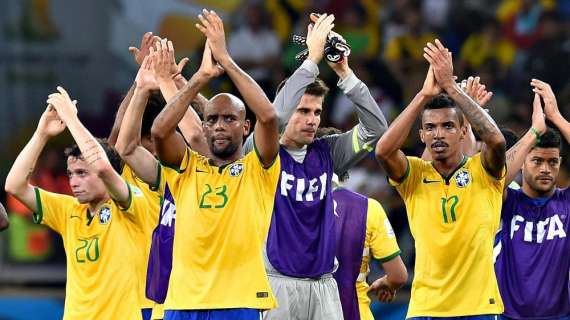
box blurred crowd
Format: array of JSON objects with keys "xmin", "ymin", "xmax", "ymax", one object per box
[{"xmin": 2, "ymin": 0, "xmax": 569, "ymax": 277}]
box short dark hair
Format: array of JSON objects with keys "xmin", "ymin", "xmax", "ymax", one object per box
[
  {"xmin": 500, "ymin": 127, "xmax": 519, "ymax": 150},
  {"xmin": 142, "ymin": 91, "xmax": 166, "ymax": 137},
  {"xmin": 316, "ymin": 126, "xmax": 342, "ymax": 138},
  {"xmin": 276, "ymin": 78, "xmax": 329, "ymax": 99},
  {"xmin": 535, "ymin": 127, "xmax": 562, "ymax": 151},
  {"xmin": 422, "ymin": 93, "xmax": 464, "ymax": 127},
  {"xmin": 65, "ymin": 138, "xmax": 124, "ymax": 173}
]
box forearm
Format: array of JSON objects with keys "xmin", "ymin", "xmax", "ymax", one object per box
[
  {"xmin": 273, "ymin": 60, "xmax": 319, "ymax": 131},
  {"xmin": 191, "ymin": 93, "xmax": 208, "ymax": 116},
  {"xmin": 179, "ymin": 106, "xmax": 209, "ymax": 157},
  {"xmin": 219, "ymin": 56, "xmax": 274, "ymax": 123},
  {"xmin": 551, "ymin": 114, "xmax": 570, "ymax": 143},
  {"xmin": 376, "ymin": 93, "xmax": 428, "ymax": 157},
  {"xmin": 174, "ymin": 73, "xmax": 208, "ymax": 115},
  {"xmin": 445, "ymin": 84, "xmax": 502, "ymax": 144},
  {"xmin": 152, "ymin": 73, "xmax": 208, "ymax": 141},
  {"xmin": 108, "ymin": 83, "xmax": 135, "ymax": 146},
  {"xmin": 65, "ymin": 117, "xmax": 112, "ymax": 173},
  {"xmin": 342, "ymin": 73, "xmax": 388, "ymax": 144},
  {"xmin": 116, "ymin": 87, "xmax": 150, "ymax": 156},
  {"xmin": 5, "ymin": 132, "xmax": 48, "ymax": 195},
  {"xmin": 158, "ymin": 78, "xmax": 179, "ymax": 102},
  {"xmin": 505, "ymin": 130, "xmax": 537, "ymax": 185}
]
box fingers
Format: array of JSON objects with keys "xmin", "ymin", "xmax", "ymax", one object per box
[
  {"xmin": 128, "ymin": 47, "xmax": 139, "ymax": 58},
  {"xmin": 177, "ymin": 57, "xmax": 189, "ymax": 72}
]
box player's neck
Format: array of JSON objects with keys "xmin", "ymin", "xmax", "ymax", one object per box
[
  {"xmin": 87, "ymin": 194, "xmax": 111, "ymax": 217},
  {"xmin": 209, "ymin": 149, "xmax": 242, "ymax": 167},
  {"xmin": 522, "ymin": 183, "xmax": 556, "ymax": 199},
  {"xmin": 432, "ymin": 152, "xmax": 465, "ymax": 178},
  {"xmin": 280, "ymin": 135, "xmax": 307, "ymax": 150}
]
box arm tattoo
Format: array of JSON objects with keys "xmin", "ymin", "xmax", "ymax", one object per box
[{"xmin": 446, "ymin": 86, "xmax": 500, "ymax": 141}]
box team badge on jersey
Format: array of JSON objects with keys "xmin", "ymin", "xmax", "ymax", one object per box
[
  {"xmin": 99, "ymin": 206, "xmax": 112, "ymax": 224},
  {"xmin": 228, "ymin": 163, "xmax": 244, "ymax": 177},
  {"xmin": 455, "ymin": 169, "xmax": 471, "ymax": 188}
]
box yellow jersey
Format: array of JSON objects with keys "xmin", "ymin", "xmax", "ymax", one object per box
[
  {"xmin": 390, "ymin": 154, "xmax": 505, "ymax": 318},
  {"xmin": 121, "ymin": 164, "xmax": 161, "ymax": 310},
  {"xmin": 33, "ymin": 184, "xmax": 149, "ymax": 320},
  {"xmin": 157, "ymin": 147, "xmax": 280, "ymax": 310},
  {"xmin": 355, "ymin": 198, "xmax": 401, "ymax": 320}
]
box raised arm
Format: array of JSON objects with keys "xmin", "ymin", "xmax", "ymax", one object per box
[
  {"xmin": 322, "ymin": 56, "xmax": 389, "ymax": 175},
  {"xmin": 108, "ymin": 84, "xmax": 135, "ymax": 146},
  {"xmin": 48, "ymin": 87, "xmax": 130, "ymax": 208},
  {"xmin": 5, "ymin": 106, "xmax": 66, "ymax": 212},
  {"xmin": 532, "ymin": 78, "xmax": 570, "ymax": 143},
  {"xmin": 151, "ymin": 39, "xmax": 209, "ymax": 156},
  {"xmin": 375, "ymin": 66, "xmax": 440, "ymax": 182},
  {"xmin": 151, "ymin": 41, "xmax": 221, "ymax": 167},
  {"xmin": 196, "ymin": 9, "xmax": 278, "ymax": 166},
  {"xmin": 0, "ymin": 202, "xmax": 8, "ymax": 231},
  {"xmin": 504, "ymin": 93, "xmax": 547, "ymax": 188},
  {"xmin": 276, "ymin": 14, "xmax": 333, "ymax": 131},
  {"xmin": 115, "ymin": 56, "xmax": 160, "ymax": 185},
  {"xmin": 109, "ymin": 32, "xmax": 160, "ymax": 146},
  {"xmin": 424, "ymin": 39, "xmax": 506, "ymax": 178}
]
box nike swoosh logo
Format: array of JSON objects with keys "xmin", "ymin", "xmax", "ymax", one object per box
[
  {"xmin": 70, "ymin": 215, "xmax": 81, "ymax": 219},
  {"xmin": 422, "ymin": 178, "xmax": 440, "ymax": 184}
]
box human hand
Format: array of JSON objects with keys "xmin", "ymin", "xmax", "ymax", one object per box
[
  {"xmin": 195, "ymin": 9, "xmax": 230, "ymax": 64},
  {"xmin": 136, "ymin": 54, "xmax": 159, "ymax": 90},
  {"xmin": 129, "ymin": 32, "xmax": 161, "ymax": 65},
  {"xmin": 46, "ymin": 87, "xmax": 78, "ymax": 123},
  {"xmin": 368, "ymin": 276, "xmax": 397, "ymax": 303},
  {"xmin": 531, "ymin": 92, "xmax": 547, "ymax": 135},
  {"xmin": 306, "ymin": 13, "xmax": 335, "ymax": 64},
  {"xmin": 197, "ymin": 39, "xmax": 225, "ymax": 79},
  {"xmin": 531, "ymin": 78, "xmax": 561, "ymax": 122},
  {"xmin": 423, "ymin": 39, "xmax": 456, "ymax": 90},
  {"xmin": 37, "ymin": 105, "xmax": 66, "ymax": 138},
  {"xmin": 463, "ymin": 76, "xmax": 493, "ymax": 107}
]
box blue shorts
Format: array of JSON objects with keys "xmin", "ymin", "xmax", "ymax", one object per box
[
  {"xmin": 410, "ymin": 316, "xmax": 499, "ymax": 320},
  {"xmin": 142, "ymin": 308, "xmax": 153, "ymax": 320},
  {"xmin": 164, "ymin": 309, "xmax": 261, "ymax": 320}
]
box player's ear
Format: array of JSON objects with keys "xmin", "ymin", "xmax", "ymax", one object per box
[
  {"xmin": 419, "ymin": 128, "xmax": 425, "ymax": 143},
  {"xmin": 459, "ymin": 124, "xmax": 467, "ymax": 141},
  {"xmin": 243, "ymin": 119, "xmax": 251, "ymax": 136}
]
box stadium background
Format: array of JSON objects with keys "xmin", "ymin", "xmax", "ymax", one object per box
[{"xmin": 0, "ymin": 0, "xmax": 568, "ymax": 319}]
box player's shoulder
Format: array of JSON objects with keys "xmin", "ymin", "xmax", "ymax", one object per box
[{"xmin": 407, "ymin": 156, "xmax": 431, "ymax": 171}]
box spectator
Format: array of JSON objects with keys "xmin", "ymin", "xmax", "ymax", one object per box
[{"xmin": 228, "ymin": 3, "xmax": 281, "ymax": 94}]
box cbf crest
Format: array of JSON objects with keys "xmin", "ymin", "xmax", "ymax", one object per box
[
  {"xmin": 99, "ymin": 206, "xmax": 112, "ymax": 225},
  {"xmin": 228, "ymin": 163, "xmax": 244, "ymax": 177},
  {"xmin": 454, "ymin": 169, "xmax": 471, "ymax": 188}
]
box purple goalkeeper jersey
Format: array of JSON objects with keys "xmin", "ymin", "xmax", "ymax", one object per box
[
  {"xmin": 146, "ymin": 182, "xmax": 176, "ymax": 303},
  {"xmin": 333, "ymin": 187, "xmax": 368, "ymax": 320},
  {"xmin": 495, "ymin": 187, "xmax": 570, "ymax": 319},
  {"xmin": 266, "ymin": 140, "xmax": 335, "ymax": 278}
]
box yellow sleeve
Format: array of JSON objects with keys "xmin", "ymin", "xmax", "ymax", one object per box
[
  {"xmin": 247, "ymin": 151, "xmax": 280, "ymax": 196},
  {"xmin": 33, "ymin": 187, "xmax": 77, "ymax": 234},
  {"xmin": 367, "ymin": 198, "xmax": 401, "ymax": 262},
  {"xmin": 118, "ymin": 182, "xmax": 150, "ymax": 227},
  {"xmin": 151, "ymin": 147, "xmax": 195, "ymax": 196},
  {"xmin": 246, "ymin": 151, "xmax": 281, "ymax": 234},
  {"xmin": 471, "ymin": 153, "xmax": 506, "ymax": 192},
  {"xmin": 388, "ymin": 156, "xmax": 424, "ymax": 200}
]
